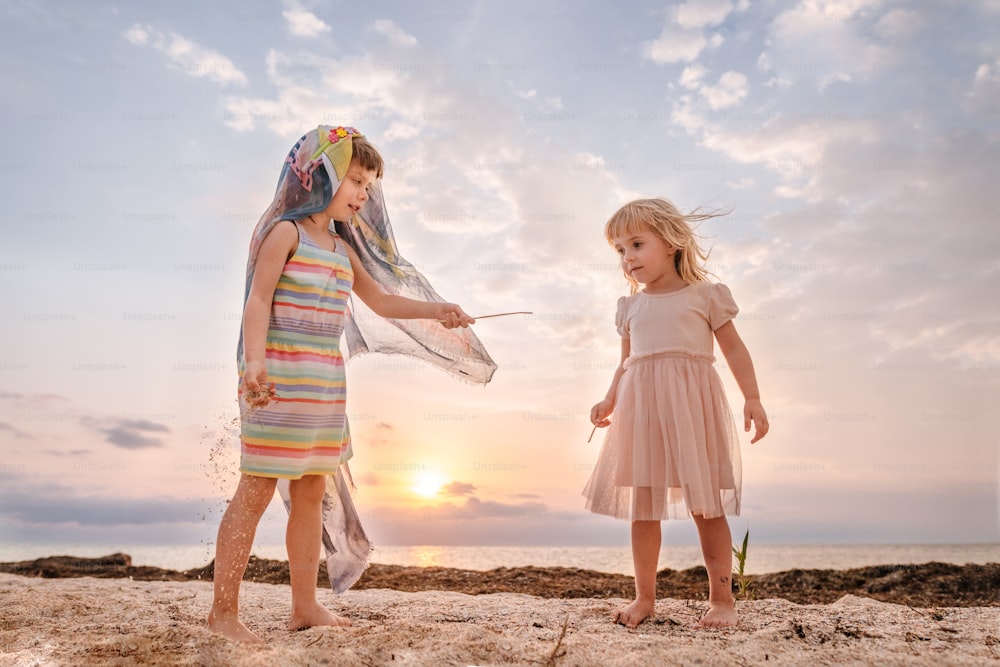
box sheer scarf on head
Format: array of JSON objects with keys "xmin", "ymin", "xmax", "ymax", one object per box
[
  {"xmin": 240, "ymin": 126, "xmax": 497, "ymax": 592},
  {"xmin": 240, "ymin": 125, "xmax": 497, "ymax": 384}
]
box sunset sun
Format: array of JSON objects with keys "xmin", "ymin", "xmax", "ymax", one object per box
[{"xmin": 412, "ymin": 471, "xmax": 447, "ymax": 498}]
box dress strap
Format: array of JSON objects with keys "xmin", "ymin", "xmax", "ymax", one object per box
[
  {"xmin": 330, "ymin": 230, "xmax": 349, "ymax": 257},
  {"xmin": 289, "ymin": 220, "xmax": 310, "ymax": 244}
]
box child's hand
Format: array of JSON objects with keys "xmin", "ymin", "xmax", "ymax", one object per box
[
  {"xmin": 744, "ymin": 399, "xmax": 769, "ymax": 443},
  {"xmin": 436, "ymin": 303, "xmax": 475, "ymax": 329},
  {"xmin": 590, "ymin": 398, "xmax": 615, "ymax": 429},
  {"xmin": 242, "ymin": 361, "xmax": 276, "ymax": 408}
]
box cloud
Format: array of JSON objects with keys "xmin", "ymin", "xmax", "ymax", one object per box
[
  {"xmin": 645, "ymin": 26, "xmax": 710, "ymax": 65},
  {"xmin": 283, "ymin": 7, "xmax": 331, "ymax": 37},
  {"xmin": 123, "ymin": 23, "xmax": 248, "ymax": 87},
  {"xmin": 645, "ymin": 1, "xmax": 737, "ymax": 65},
  {"xmin": 512, "ymin": 86, "xmax": 563, "ymax": 111},
  {"xmin": 0, "ymin": 488, "xmax": 204, "ymax": 526},
  {"xmin": 693, "ymin": 111, "xmax": 999, "ymax": 369},
  {"xmin": 441, "ymin": 481, "xmax": 476, "ymax": 496},
  {"xmin": 873, "ymin": 8, "xmax": 928, "ymax": 39},
  {"xmin": 222, "ymin": 47, "xmax": 405, "ymax": 134},
  {"xmin": 373, "ymin": 496, "xmax": 550, "ymax": 526},
  {"xmin": 371, "ymin": 19, "xmax": 417, "ymax": 47},
  {"xmin": 968, "ymin": 57, "xmax": 1000, "ymax": 118},
  {"xmin": 104, "ymin": 427, "xmax": 164, "ymax": 450},
  {"xmin": 679, "ymin": 63, "xmax": 709, "ymax": 89},
  {"xmin": 434, "ymin": 497, "xmax": 547, "ymax": 520},
  {"xmin": 699, "ymin": 70, "xmax": 748, "ymax": 109},
  {"xmin": 676, "ymin": 0, "xmax": 736, "ymax": 29},
  {"xmin": 0, "ymin": 421, "xmax": 30, "ymax": 438},
  {"xmin": 745, "ymin": 480, "xmax": 1000, "ymax": 544},
  {"xmin": 760, "ymin": 2, "xmax": 897, "ymax": 89},
  {"xmin": 0, "ymin": 392, "xmax": 69, "ymax": 407},
  {"xmin": 357, "ymin": 421, "xmax": 397, "ymax": 448},
  {"xmin": 697, "ymin": 112, "xmax": 877, "ymax": 172},
  {"xmin": 0, "ymin": 393, "xmax": 177, "ymax": 454},
  {"xmin": 80, "ymin": 417, "xmax": 171, "ymax": 450},
  {"xmin": 122, "ymin": 23, "xmax": 148, "ymax": 45},
  {"xmin": 357, "ymin": 472, "xmax": 381, "ymax": 487},
  {"xmin": 369, "ymin": 496, "xmax": 549, "ymax": 523}
]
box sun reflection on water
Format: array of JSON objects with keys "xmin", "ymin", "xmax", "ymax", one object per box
[{"xmin": 412, "ymin": 545, "xmax": 446, "ymax": 568}]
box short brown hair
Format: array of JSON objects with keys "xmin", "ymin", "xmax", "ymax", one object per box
[{"xmin": 351, "ymin": 135, "xmax": 384, "ymax": 179}]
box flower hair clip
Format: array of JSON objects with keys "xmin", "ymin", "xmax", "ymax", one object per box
[{"xmin": 328, "ymin": 126, "xmax": 360, "ymax": 144}]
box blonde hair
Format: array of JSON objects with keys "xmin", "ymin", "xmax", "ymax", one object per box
[{"xmin": 604, "ymin": 197, "xmax": 723, "ymax": 294}]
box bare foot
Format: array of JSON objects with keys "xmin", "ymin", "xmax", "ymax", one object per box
[
  {"xmin": 614, "ymin": 597, "xmax": 655, "ymax": 629},
  {"xmin": 694, "ymin": 602, "xmax": 738, "ymax": 629},
  {"xmin": 207, "ymin": 610, "xmax": 263, "ymax": 644},
  {"xmin": 288, "ymin": 602, "xmax": 352, "ymax": 631}
]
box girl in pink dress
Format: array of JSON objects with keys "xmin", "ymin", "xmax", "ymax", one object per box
[{"xmin": 583, "ymin": 197, "xmax": 769, "ymax": 630}]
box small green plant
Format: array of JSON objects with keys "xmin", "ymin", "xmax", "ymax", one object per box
[{"xmin": 732, "ymin": 529, "xmax": 753, "ymax": 600}]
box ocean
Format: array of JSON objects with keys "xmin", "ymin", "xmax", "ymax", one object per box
[{"xmin": 1, "ymin": 543, "xmax": 997, "ymax": 576}]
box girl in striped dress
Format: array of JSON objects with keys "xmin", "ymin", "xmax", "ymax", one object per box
[{"xmin": 208, "ymin": 127, "xmax": 494, "ymax": 644}]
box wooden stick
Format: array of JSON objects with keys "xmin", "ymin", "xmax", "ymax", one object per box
[
  {"xmin": 587, "ymin": 424, "xmax": 598, "ymax": 443},
  {"xmin": 471, "ymin": 311, "xmax": 532, "ymax": 319},
  {"xmin": 438, "ymin": 311, "xmax": 532, "ymax": 322}
]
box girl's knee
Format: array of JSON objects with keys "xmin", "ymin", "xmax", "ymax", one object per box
[
  {"xmin": 238, "ymin": 474, "xmax": 277, "ymax": 500},
  {"xmin": 289, "ymin": 474, "xmax": 326, "ymax": 504}
]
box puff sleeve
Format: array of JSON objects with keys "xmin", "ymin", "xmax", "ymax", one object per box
[
  {"xmin": 615, "ymin": 296, "xmax": 629, "ymax": 337},
  {"xmin": 707, "ymin": 283, "xmax": 739, "ymax": 331}
]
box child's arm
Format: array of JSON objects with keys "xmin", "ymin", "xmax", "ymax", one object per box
[
  {"xmin": 591, "ymin": 335, "xmax": 630, "ymax": 429},
  {"xmin": 714, "ymin": 321, "xmax": 769, "ymax": 443},
  {"xmin": 242, "ymin": 221, "xmax": 299, "ymax": 403},
  {"xmin": 344, "ymin": 243, "xmax": 474, "ymax": 328}
]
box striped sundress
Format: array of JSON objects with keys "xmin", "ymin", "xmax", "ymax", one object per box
[{"xmin": 239, "ymin": 222, "xmax": 354, "ymax": 479}]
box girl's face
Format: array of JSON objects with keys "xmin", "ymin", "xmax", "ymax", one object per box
[
  {"xmin": 611, "ymin": 228, "xmax": 679, "ymax": 288},
  {"xmin": 326, "ymin": 161, "xmax": 378, "ymax": 222}
]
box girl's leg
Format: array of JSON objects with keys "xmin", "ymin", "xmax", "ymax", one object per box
[
  {"xmin": 691, "ymin": 513, "xmax": 737, "ymax": 629},
  {"xmin": 286, "ymin": 474, "xmax": 351, "ymax": 630},
  {"xmin": 616, "ymin": 489, "xmax": 661, "ymax": 628},
  {"xmin": 207, "ymin": 473, "xmax": 278, "ymax": 643}
]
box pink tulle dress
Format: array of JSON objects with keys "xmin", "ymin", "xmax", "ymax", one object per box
[{"xmin": 583, "ymin": 282, "xmax": 742, "ymax": 521}]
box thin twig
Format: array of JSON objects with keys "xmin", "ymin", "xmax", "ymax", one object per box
[
  {"xmin": 543, "ymin": 615, "xmax": 570, "ymax": 667},
  {"xmin": 151, "ymin": 593, "xmax": 197, "ymax": 604},
  {"xmin": 437, "ymin": 311, "xmax": 533, "ymax": 322},
  {"xmin": 474, "ymin": 310, "xmax": 533, "ymax": 319},
  {"xmin": 587, "ymin": 424, "xmax": 598, "ymax": 443}
]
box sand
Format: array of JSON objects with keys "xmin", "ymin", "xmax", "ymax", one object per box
[{"xmin": 1, "ymin": 572, "xmax": 998, "ymax": 666}]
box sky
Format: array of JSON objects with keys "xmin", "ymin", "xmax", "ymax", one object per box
[{"xmin": 1, "ymin": 0, "xmax": 998, "ymax": 553}]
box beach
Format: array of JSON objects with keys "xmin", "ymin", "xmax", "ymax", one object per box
[{"xmin": 1, "ymin": 555, "xmax": 998, "ymax": 666}]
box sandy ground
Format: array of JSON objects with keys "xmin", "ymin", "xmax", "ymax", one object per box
[{"xmin": 1, "ymin": 572, "xmax": 998, "ymax": 666}]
